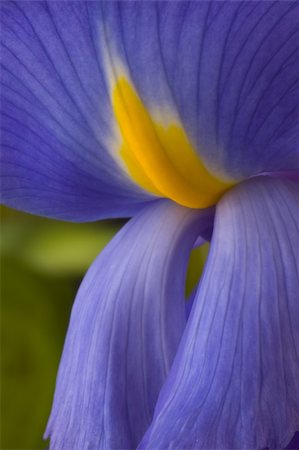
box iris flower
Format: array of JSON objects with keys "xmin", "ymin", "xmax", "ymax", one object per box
[{"xmin": 1, "ymin": 1, "xmax": 299, "ymax": 449}]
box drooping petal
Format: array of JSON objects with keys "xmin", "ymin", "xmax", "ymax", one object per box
[
  {"xmin": 45, "ymin": 200, "xmax": 213, "ymax": 449},
  {"xmin": 103, "ymin": 1, "xmax": 299, "ymax": 180},
  {"xmin": 0, "ymin": 1, "xmax": 153, "ymax": 221},
  {"xmin": 139, "ymin": 177, "xmax": 299, "ymax": 450}
]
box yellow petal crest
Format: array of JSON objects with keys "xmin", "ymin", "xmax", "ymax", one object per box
[{"xmin": 112, "ymin": 76, "xmax": 235, "ymax": 209}]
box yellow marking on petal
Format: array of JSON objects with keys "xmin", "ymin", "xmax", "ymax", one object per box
[
  {"xmin": 113, "ymin": 76, "xmax": 235, "ymax": 208},
  {"xmin": 119, "ymin": 141, "xmax": 161, "ymax": 196}
]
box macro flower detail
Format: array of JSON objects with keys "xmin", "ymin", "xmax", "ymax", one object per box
[
  {"xmin": 111, "ymin": 76, "xmax": 235, "ymax": 208},
  {"xmin": 1, "ymin": 2, "xmax": 299, "ymax": 450}
]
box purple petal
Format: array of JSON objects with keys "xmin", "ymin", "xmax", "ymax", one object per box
[
  {"xmin": 0, "ymin": 1, "xmax": 152, "ymax": 221},
  {"xmin": 2, "ymin": 2, "xmax": 299, "ymax": 221},
  {"xmin": 185, "ymin": 287, "xmax": 197, "ymax": 321},
  {"xmin": 139, "ymin": 177, "xmax": 299, "ymax": 449},
  {"xmin": 105, "ymin": 1, "xmax": 299, "ymax": 179},
  {"xmin": 286, "ymin": 432, "xmax": 299, "ymax": 449},
  {"xmin": 45, "ymin": 200, "xmax": 212, "ymax": 449}
]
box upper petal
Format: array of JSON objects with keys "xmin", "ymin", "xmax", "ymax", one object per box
[
  {"xmin": 45, "ymin": 199, "xmax": 213, "ymax": 449},
  {"xmin": 103, "ymin": 1, "xmax": 299, "ymax": 179},
  {"xmin": 139, "ymin": 177, "xmax": 299, "ymax": 449},
  {"xmin": 2, "ymin": 2, "xmax": 299, "ymax": 219},
  {"xmin": 0, "ymin": 1, "xmax": 153, "ymax": 221}
]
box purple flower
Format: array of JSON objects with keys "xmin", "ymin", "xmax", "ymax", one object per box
[{"xmin": 1, "ymin": 2, "xmax": 299, "ymax": 449}]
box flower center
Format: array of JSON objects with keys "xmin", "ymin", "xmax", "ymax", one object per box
[{"xmin": 112, "ymin": 77, "xmax": 235, "ymax": 208}]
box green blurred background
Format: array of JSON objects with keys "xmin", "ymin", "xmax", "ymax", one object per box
[{"xmin": 0, "ymin": 205, "xmax": 208, "ymax": 450}]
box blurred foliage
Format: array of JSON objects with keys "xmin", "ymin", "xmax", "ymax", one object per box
[
  {"xmin": 1, "ymin": 208, "xmax": 122, "ymax": 276},
  {"xmin": 0, "ymin": 205, "xmax": 209, "ymax": 450},
  {"xmin": 0, "ymin": 206, "xmax": 124, "ymax": 449},
  {"xmin": 185, "ymin": 242, "xmax": 210, "ymax": 298},
  {"xmin": 1, "ymin": 257, "xmax": 74, "ymax": 449}
]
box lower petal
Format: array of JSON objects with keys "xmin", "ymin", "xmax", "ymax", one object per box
[
  {"xmin": 139, "ymin": 177, "xmax": 299, "ymax": 449},
  {"xmin": 45, "ymin": 199, "xmax": 212, "ymax": 449}
]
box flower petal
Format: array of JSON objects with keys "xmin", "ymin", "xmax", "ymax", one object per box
[
  {"xmin": 45, "ymin": 200, "xmax": 212, "ymax": 449},
  {"xmin": 286, "ymin": 432, "xmax": 299, "ymax": 449},
  {"xmin": 2, "ymin": 3, "xmax": 299, "ymax": 220},
  {"xmin": 104, "ymin": 1, "xmax": 299, "ymax": 179},
  {"xmin": 0, "ymin": 1, "xmax": 152, "ymax": 221},
  {"xmin": 139, "ymin": 177, "xmax": 299, "ymax": 449}
]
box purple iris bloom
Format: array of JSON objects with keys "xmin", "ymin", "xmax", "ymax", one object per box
[{"xmin": 1, "ymin": 1, "xmax": 299, "ymax": 449}]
